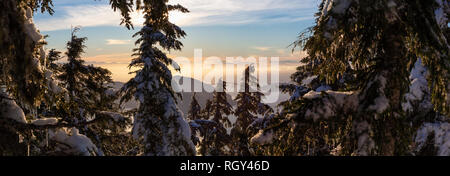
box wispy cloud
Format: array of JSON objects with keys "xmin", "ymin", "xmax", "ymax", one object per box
[
  {"xmin": 106, "ymin": 39, "xmax": 131, "ymax": 45},
  {"xmin": 36, "ymin": 5, "xmax": 123, "ymax": 31},
  {"xmin": 84, "ymin": 53, "xmax": 132, "ymax": 64},
  {"xmin": 252, "ymin": 46, "xmax": 272, "ymax": 51},
  {"xmin": 35, "ymin": 0, "xmax": 318, "ymax": 31},
  {"xmin": 169, "ymin": 0, "xmax": 317, "ymax": 26},
  {"xmin": 276, "ymin": 49, "xmax": 287, "ymax": 55}
]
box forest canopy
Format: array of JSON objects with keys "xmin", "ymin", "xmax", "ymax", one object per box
[{"xmin": 0, "ymin": 0, "xmax": 449, "ymax": 156}]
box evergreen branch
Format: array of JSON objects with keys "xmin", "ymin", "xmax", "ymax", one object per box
[{"xmin": 0, "ymin": 110, "xmax": 123, "ymax": 131}]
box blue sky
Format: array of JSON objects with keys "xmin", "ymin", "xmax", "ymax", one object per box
[{"xmin": 34, "ymin": 0, "xmax": 319, "ymax": 82}]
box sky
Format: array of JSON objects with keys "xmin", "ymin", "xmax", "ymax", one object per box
[{"xmin": 34, "ymin": 0, "xmax": 319, "ymax": 83}]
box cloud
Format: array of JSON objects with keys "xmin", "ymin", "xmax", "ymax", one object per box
[
  {"xmin": 276, "ymin": 49, "xmax": 287, "ymax": 55},
  {"xmin": 252, "ymin": 46, "xmax": 272, "ymax": 51},
  {"xmin": 106, "ymin": 39, "xmax": 131, "ymax": 45},
  {"xmin": 35, "ymin": 5, "xmax": 123, "ymax": 31},
  {"xmin": 35, "ymin": 0, "xmax": 318, "ymax": 31},
  {"xmin": 169, "ymin": 0, "xmax": 317, "ymax": 26},
  {"xmin": 84, "ymin": 53, "xmax": 132, "ymax": 64}
]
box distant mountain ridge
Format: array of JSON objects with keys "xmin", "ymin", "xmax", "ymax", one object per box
[
  {"xmin": 110, "ymin": 76, "xmax": 236, "ymax": 115},
  {"xmin": 110, "ymin": 76, "xmax": 289, "ymax": 116}
]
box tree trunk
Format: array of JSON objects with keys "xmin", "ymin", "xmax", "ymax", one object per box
[{"xmin": 379, "ymin": 21, "xmax": 408, "ymax": 156}]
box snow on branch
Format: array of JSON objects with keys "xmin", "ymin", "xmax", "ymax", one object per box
[
  {"xmin": 402, "ymin": 59, "xmax": 432, "ymax": 112},
  {"xmin": 250, "ymin": 129, "xmax": 274, "ymax": 145},
  {"xmin": 415, "ymin": 121, "xmax": 450, "ymax": 156},
  {"xmin": 302, "ymin": 90, "xmax": 358, "ymax": 121},
  {"xmin": 31, "ymin": 118, "xmax": 59, "ymax": 126},
  {"xmin": 0, "ymin": 91, "xmax": 27, "ymax": 124},
  {"xmin": 49, "ymin": 127, "xmax": 103, "ymax": 156},
  {"xmin": 0, "ymin": 110, "xmax": 127, "ymax": 131}
]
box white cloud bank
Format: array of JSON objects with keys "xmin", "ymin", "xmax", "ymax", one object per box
[
  {"xmin": 252, "ymin": 46, "xmax": 273, "ymax": 51},
  {"xmin": 35, "ymin": 0, "xmax": 317, "ymax": 31},
  {"xmin": 106, "ymin": 39, "xmax": 131, "ymax": 45}
]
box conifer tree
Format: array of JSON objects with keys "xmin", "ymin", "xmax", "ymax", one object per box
[
  {"xmin": 211, "ymin": 80, "xmax": 233, "ymax": 127},
  {"xmin": 0, "ymin": 0, "xmax": 46, "ymax": 107},
  {"xmin": 0, "ymin": 0, "xmax": 137, "ymax": 106},
  {"xmin": 119, "ymin": 0, "xmax": 195, "ymax": 156},
  {"xmin": 231, "ymin": 65, "xmax": 272, "ymax": 155},
  {"xmin": 0, "ymin": 0, "xmax": 49, "ymax": 155},
  {"xmin": 189, "ymin": 119, "xmax": 231, "ymax": 156},
  {"xmin": 188, "ymin": 81, "xmax": 234, "ymax": 155},
  {"xmin": 57, "ymin": 28, "xmax": 90, "ymax": 124},
  {"xmin": 252, "ymin": 0, "xmax": 449, "ymax": 156},
  {"xmin": 56, "ymin": 28, "xmax": 118, "ymax": 123},
  {"xmin": 203, "ymin": 99, "xmax": 213, "ymax": 118},
  {"xmin": 33, "ymin": 36, "xmax": 131, "ymax": 156},
  {"xmin": 188, "ymin": 93, "xmax": 202, "ymax": 121},
  {"xmin": 45, "ymin": 49, "xmax": 62, "ymax": 73},
  {"xmin": 0, "ymin": 0, "xmax": 148, "ymax": 156}
]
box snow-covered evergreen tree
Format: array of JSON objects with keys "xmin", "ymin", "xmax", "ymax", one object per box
[
  {"xmin": 57, "ymin": 28, "xmax": 121, "ymax": 123},
  {"xmin": 188, "ymin": 81, "xmax": 234, "ymax": 155},
  {"xmin": 57, "ymin": 28, "xmax": 91, "ymax": 124},
  {"xmin": 34, "ymin": 29, "xmax": 131, "ymax": 156},
  {"xmin": 119, "ymin": 0, "xmax": 195, "ymax": 156},
  {"xmin": 189, "ymin": 119, "xmax": 232, "ymax": 156},
  {"xmin": 0, "ymin": 0, "xmax": 50, "ymax": 156},
  {"xmin": 188, "ymin": 93, "xmax": 202, "ymax": 121},
  {"xmin": 252, "ymin": 0, "xmax": 450, "ymax": 156},
  {"xmin": 0, "ymin": 0, "xmax": 152, "ymax": 156},
  {"xmin": 203, "ymin": 99, "xmax": 213, "ymax": 118},
  {"xmin": 210, "ymin": 80, "xmax": 233, "ymax": 127},
  {"xmin": 45, "ymin": 49, "xmax": 62, "ymax": 72},
  {"xmin": 231, "ymin": 65, "xmax": 272, "ymax": 156}
]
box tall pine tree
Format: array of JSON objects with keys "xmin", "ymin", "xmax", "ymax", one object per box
[
  {"xmin": 188, "ymin": 93, "xmax": 202, "ymax": 121},
  {"xmin": 189, "ymin": 80, "xmax": 234, "ymax": 155},
  {"xmin": 252, "ymin": 0, "xmax": 449, "ymax": 156},
  {"xmin": 0, "ymin": 0, "xmax": 155, "ymax": 156},
  {"xmin": 211, "ymin": 80, "xmax": 233, "ymax": 127},
  {"xmin": 231, "ymin": 65, "xmax": 272, "ymax": 156},
  {"xmin": 119, "ymin": 0, "xmax": 195, "ymax": 156},
  {"xmin": 47, "ymin": 29, "xmax": 130, "ymax": 156}
]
